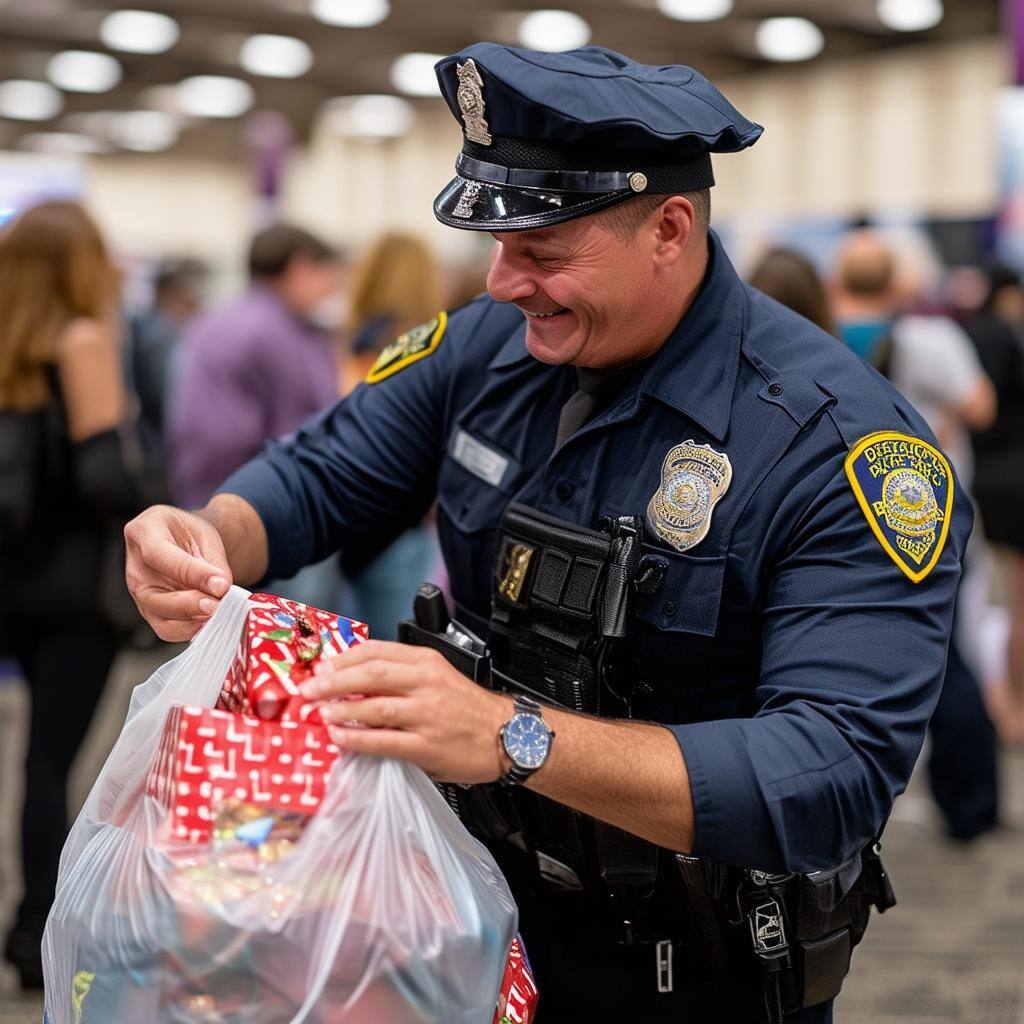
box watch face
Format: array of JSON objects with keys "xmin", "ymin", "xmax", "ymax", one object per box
[{"xmin": 503, "ymin": 712, "xmax": 551, "ymax": 770}]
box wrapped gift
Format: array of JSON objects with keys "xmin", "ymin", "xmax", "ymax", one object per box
[
  {"xmin": 146, "ymin": 705, "xmax": 340, "ymax": 843},
  {"xmin": 218, "ymin": 592, "xmax": 368, "ymax": 722},
  {"xmin": 494, "ymin": 936, "xmax": 539, "ymax": 1024}
]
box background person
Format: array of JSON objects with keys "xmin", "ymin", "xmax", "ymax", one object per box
[
  {"xmin": 832, "ymin": 228, "xmax": 1000, "ymax": 841},
  {"xmin": 337, "ymin": 231, "xmax": 445, "ymax": 638},
  {"xmin": 126, "ymin": 256, "xmax": 209, "ymax": 451},
  {"xmin": 166, "ymin": 224, "xmax": 342, "ymax": 510},
  {"xmin": 0, "ymin": 201, "xmax": 160, "ymax": 989},
  {"xmin": 747, "ymin": 245, "xmax": 836, "ymax": 335}
]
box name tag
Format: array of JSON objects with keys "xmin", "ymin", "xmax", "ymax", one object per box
[{"xmin": 450, "ymin": 429, "xmax": 509, "ymax": 488}]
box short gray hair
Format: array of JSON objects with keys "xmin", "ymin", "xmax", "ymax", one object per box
[{"xmin": 603, "ymin": 189, "xmax": 710, "ymax": 242}]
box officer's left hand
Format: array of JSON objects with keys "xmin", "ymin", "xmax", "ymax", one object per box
[{"xmin": 298, "ymin": 641, "xmax": 512, "ymax": 784}]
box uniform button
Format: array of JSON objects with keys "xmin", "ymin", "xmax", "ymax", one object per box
[
  {"xmin": 555, "ymin": 480, "xmax": 575, "ymax": 501},
  {"xmin": 768, "ymin": 382, "xmax": 784, "ymax": 397},
  {"xmin": 662, "ymin": 600, "xmax": 677, "ymax": 618}
]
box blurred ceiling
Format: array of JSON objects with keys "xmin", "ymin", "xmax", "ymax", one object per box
[{"xmin": 0, "ymin": 0, "xmax": 1000, "ymax": 158}]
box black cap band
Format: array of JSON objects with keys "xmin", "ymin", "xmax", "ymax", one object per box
[{"xmin": 459, "ymin": 136, "xmax": 715, "ymax": 195}]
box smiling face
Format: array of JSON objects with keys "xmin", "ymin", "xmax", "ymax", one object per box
[{"xmin": 485, "ymin": 197, "xmax": 701, "ymax": 368}]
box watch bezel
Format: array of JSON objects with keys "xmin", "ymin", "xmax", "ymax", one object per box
[{"xmin": 499, "ymin": 700, "xmax": 554, "ymax": 782}]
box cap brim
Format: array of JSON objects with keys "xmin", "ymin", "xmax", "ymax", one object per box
[{"xmin": 433, "ymin": 174, "xmax": 634, "ymax": 232}]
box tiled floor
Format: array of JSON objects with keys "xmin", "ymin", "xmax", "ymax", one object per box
[{"xmin": 1, "ymin": 652, "xmax": 1022, "ymax": 1023}]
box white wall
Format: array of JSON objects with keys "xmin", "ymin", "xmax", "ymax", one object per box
[
  {"xmin": 711, "ymin": 36, "xmax": 1005, "ymax": 220},
  {"xmin": 7, "ymin": 34, "xmax": 1000, "ymax": 272}
]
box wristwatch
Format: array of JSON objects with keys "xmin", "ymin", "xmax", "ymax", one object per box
[{"xmin": 499, "ymin": 695, "xmax": 555, "ymax": 785}]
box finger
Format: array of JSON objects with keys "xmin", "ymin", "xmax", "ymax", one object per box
[
  {"xmin": 138, "ymin": 587, "xmax": 220, "ymax": 623},
  {"xmin": 147, "ymin": 615, "xmax": 206, "ymax": 643},
  {"xmin": 327, "ymin": 725, "xmax": 424, "ymax": 762},
  {"xmin": 301, "ymin": 660, "xmax": 424, "ymax": 701},
  {"xmin": 320, "ymin": 639, "xmax": 434, "ymax": 670},
  {"xmin": 319, "ymin": 696, "xmax": 412, "ymax": 730},
  {"xmin": 135, "ymin": 535, "xmax": 228, "ymax": 596}
]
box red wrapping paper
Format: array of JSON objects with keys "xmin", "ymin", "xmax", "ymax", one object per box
[
  {"xmin": 146, "ymin": 705, "xmax": 341, "ymax": 843},
  {"xmin": 218, "ymin": 592, "xmax": 368, "ymax": 722},
  {"xmin": 493, "ymin": 936, "xmax": 539, "ymax": 1024}
]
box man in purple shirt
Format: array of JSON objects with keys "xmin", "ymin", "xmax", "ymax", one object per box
[{"xmin": 168, "ymin": 224, "xmax": 342, "ymax": 508}]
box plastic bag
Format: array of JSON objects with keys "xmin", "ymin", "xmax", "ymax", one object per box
[{"xmin": 42, "ymin": 586, "xmax": 518, "ymax": 1023}]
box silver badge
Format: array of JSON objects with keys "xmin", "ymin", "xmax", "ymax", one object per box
[
  {"xmin": 452, "ymin": 180, "xmax": 483, "ymax": 219},
  {"xmin": 647, "ymin": 440, "xmax": 732, "ymax": 553},
  {"xmin": 456, "ymin": 58, "xmax": 492, "ymax": 145}
]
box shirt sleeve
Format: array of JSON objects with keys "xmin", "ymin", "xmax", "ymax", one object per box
[
  {"xmin": 215, "ymin": 319, "xmax": 457, "ymax": 582},
  {"xmin": 669, "ymin": 442, "xmax": 971, "ymax": 873}
]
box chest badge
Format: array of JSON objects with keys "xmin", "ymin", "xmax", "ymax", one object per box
[
  {"xmin": 456, "ymin": 58, "xmax": 492, "ymax": 145},
  {"xmin": 845, "ymin": 431, "xmax": 954, "ymax": 583},
  {"xmin": 647, "ymin": 441, "xmax": 732, "ymax": 553}
]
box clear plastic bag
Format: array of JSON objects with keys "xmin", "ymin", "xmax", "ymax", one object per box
[{"xmin": 42, "ymin": 586, "xmax": 518, "ymax": 1023}]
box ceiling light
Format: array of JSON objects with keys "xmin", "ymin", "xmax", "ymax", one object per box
[
  {"xmin": 109, "ymin": 109, "xmax": 178, "ymax": 151},
  {"xmin": 18, "ymin": 131, "xmax": 108, "ymax": 155},
  {"xmin": 240, "ymin": 34, "xmax": 312, "ymax": 78},
  {"xmin": 311, "ymin": 0, "xmax": 389, "ymax": 28},
  {"xmin": 755, "ymin": 17, "xmax": 824, "ymax": 62},
  {"xmin": 876, "ymin": 0, "xmax": 943, "ymax": 32},
  {"xmin": 656, "ymin": 0, "xmax": 733, "ymax": 22},
  {"xmin": 390, "ymin": 53, "xmax": 444, "ymax": 97},
  {"xmin": 47, "ymin": 50, "xmax": 122, "ymax": 93},
  {"xmin": 323, "ymin": 94, "xmax": 413, "ymax": 138},
  {"xmin": 177, "ymin": 75, "xmax": 254, "ymax": 118},
  {"xmin": 518, "ymin": 10, "xmax": 591, "ymax": 51},
  {"xmin": 0, "ymin": 80, "xmax": 63, "ymax": 121},
  {"xmin": 99, "ymin": 10, "xmax": 180, "ymax": 54}
]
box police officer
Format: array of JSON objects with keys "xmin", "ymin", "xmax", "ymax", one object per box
[{"xmin": 124, "ymin": 45, "xmax": 971, "ymax": 1023}]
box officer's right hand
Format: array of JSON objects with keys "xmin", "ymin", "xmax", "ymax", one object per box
[{"xmin": 124, "ymin": 505, "xmax": 233, "ymax": 642}]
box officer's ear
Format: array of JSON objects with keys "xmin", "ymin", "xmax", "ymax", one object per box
[{"xmin": 651, "ymin": 196, "xmax": 695, "ymax": 269}]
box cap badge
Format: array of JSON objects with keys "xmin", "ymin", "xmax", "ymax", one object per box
[
  {"xmin": 648, "ymin": 441, "xmax": 732, "ymax": 552},
  {"xmin": 452, "ymin": 180, "xmax": 483, "ymax": 219},
  {"xmin": 456, "ymin": 58, "xmax": 492, "ymax": 146},
  {"xmin": 629, "ymin": 172, "xmax": 648, "ymax": 193}
]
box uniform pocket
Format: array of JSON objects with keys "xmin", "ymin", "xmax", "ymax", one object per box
[{"xmin": 635, "ymin": 546, "xmax": 727, "ymax": 637}]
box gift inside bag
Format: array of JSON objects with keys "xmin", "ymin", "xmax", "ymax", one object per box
[{"xmin": 42, "ymin": 587, "xmax": 532, "ymax": 1024}]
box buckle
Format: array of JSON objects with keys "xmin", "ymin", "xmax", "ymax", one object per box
[{"xmin": 656, "ymin": 939, "xmax": 673, "ymax": 993}]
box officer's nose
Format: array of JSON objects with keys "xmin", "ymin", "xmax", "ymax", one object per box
[{"xmin": 486, "ymin": 240, "xmax": 536, "ymax": 305}]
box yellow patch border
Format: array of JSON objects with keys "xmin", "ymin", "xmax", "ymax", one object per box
[
  {"xmin": 365, "ymin": 311, "xmax": 447, "ymax": 384},
  {"xmin": 843, "ymin": 431, "xmax": 954, "ymax": 584}
]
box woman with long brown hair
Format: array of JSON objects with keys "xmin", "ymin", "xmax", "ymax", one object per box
[
  {"xmin": 0, "ymin": 200, "xmax": 158, "ymax": 988},
  {"xmin": 336, "ymin": 231, "xmax": 445, "ymax": 638}
]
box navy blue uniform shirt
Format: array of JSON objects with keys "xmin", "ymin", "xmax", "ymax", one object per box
[{"xmin": 222, "ymin": 232, "xmax": 970, "ymax": 875}]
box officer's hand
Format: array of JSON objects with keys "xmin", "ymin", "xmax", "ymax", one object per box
[
  {"xmin": 299, "ymin": 641, "xmax": 512, "ymax": 784},
  {"xmin": 124, "ymin": 505, "xmax": 232, "ymax": 642}
]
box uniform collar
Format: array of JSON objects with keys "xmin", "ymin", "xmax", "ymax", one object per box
[
  {"xmin": 636, "ymin": 231, "xmax": 745, "ymax": 442},
  {"xmin": 487, "ymin": 231, "xmax": 747, "ymax": 442}
]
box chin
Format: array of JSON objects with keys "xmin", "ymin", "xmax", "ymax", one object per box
[{"xmin": 524, "ymin": 320, "xmax": 583, "ymax": 366}]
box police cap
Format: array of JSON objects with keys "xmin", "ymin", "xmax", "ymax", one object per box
[{"xmin": 432, "ymin": 42, "xmax": 763, "ymax": 233}]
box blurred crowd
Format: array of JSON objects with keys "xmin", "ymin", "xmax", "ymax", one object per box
[{"xmin": 2, "ymin": 198, "xmax": 1023, "ymax": 990}]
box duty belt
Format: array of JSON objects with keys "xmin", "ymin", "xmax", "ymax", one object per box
[{"xmin": 398, "ymin": 502, "xmax": 897, "ymax": 1017}]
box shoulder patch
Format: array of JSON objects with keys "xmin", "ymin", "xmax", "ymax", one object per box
[
  {"xmin": 365, "ymin": 311, "xmax": 447, "ymax": 384},
  {"xmin": 844, "ymin": 431, "xmax": 954, "ymax": 583}
]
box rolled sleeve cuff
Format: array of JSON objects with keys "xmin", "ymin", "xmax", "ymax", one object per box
[{"xmin": 668, "ymin": 720, "xmax": 782, "ymax": 869}]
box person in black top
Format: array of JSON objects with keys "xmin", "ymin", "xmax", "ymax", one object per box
[
  {"xmin": 964, "ymin": 263, "xmax": 1024, "ymax": 741},
  {"xmin": 0, "ymin": 200, "xmax": 160, "ymax": 988}
]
